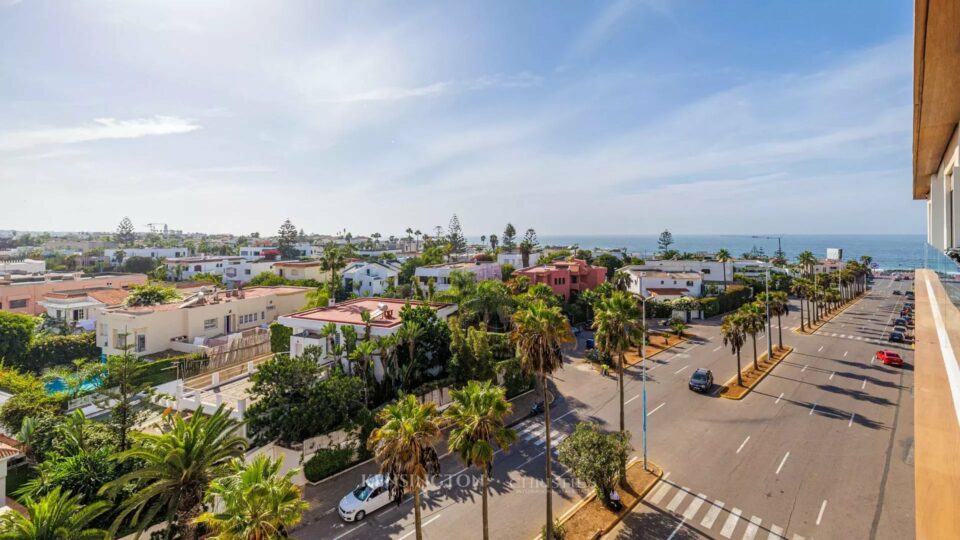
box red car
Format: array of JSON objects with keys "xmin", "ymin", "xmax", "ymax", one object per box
[{"xmin": 875, "ymin": 350, "xmax": 904, "ymax": 367}]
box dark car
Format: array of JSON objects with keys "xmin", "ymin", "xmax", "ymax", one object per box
[
  {"xmin": 905, "ymin": 302, "xmax": 915, "ymax": 309},
  {"xmin": 889, "ymin": 331, "xmax": 905, "ymax": 343},
  {"xmin": 892, "ymin": 290, "xmax": 902, "ymax": 295},
  {"xmin": 894, "ymin": 317, "xmax": 908, "ymax": 327},
  {"xmin": 688, "ymin": 368, "xmax": 713, "ymax": 393}
]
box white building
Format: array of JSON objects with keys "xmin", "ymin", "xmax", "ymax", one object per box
[
  {"xmin": 414, "ymin": 261, "xmax": 502, "ymax": 291},
  {"xmin": 238, "ymin": 246, "xmax": 278, "ymax": 261},
  {"xmin": 165, "ymin": 256, "xmax": 247, "ymax": 281},
  {"xmin": 272, "ymin": 261, "xmax": 331, "ymax": 282},
  {"xmin": 627, "ymin": 259, "xmax": 781, "ymax": 283},
  {"xmin": 621, "ymin": 268, "xmax": 704, "ymax": 299},
  {"xmin": 497, "ymin": 251, "xmax": 541, "ymax": 269},
  {"xmin": 225, "ymin": 260, "xmax": 278, "ymax": 287},
  {"xmin": 342, "ymin": 261, "xmax": 401, "ymax": 296},
  {"xmin": 37, "ymin": 287, "xmax": 132, "ymax": 330},
  {"xmin": 0, "ymin": 257, "xmax": 45, "ymax": 274},
  {"xmin": 104, "ymin": 247, "xmax": 188, "ymax": 263}
]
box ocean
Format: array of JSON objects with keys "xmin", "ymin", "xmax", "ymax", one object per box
[{"xmin": 472, "ymin": 234, "xmax": 928, "ymax": 271}]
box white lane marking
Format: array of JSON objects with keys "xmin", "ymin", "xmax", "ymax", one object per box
[
  {"xmin": 400, "ymin": 514, "xmax": 440, "ymax": 540},
  {"xmin": 816, "ymin": 499, "xmax": 828, "ymax": 525},
  {"xmin": 554, "ymin": 409, "xmax": 577, "ymax": 422},
  {"xmin": 625, "ymin": 394, "xmax": 640, "ymax": 405},
  {"xmin": 743, "ymin": 516, "xmax": 762, "ymax": 540},
  {"xmin": 856, "ymin": 336, "xmax": 863, "ymax": 341},
  {"xmin": 871, "ymin": 356, "xmax": 875, "ymax": 364},
  {"xmin": 736, "ymin": 436, "xmax": 750, "ymax": 454},
  {"xmin": 849, "ymin": 413, "xmax": 855, "ymax": 427},
  {"xmin": 666, "ymin": 517, "xmax": 687, "ymax": 540},
  {"xmin": 841, "ymin": 323, "xmax": 846, "ymax": 328},
  {"xmin": 647, "ymin": 472, "xmax": 672, "ymax": 504},
  {"xmin": 713, "ymin": 346, "xmax": 723, "ymax": 352},
  {"xmin": 829, "ymin": 371, "xmax": 835, "ymax": 380},
  {"xmin": 817, "ymin": 346, "xmax": 824, "ymax": 352},
  {"xmin": 701, "ymin": 500, "xmax": 724, "ymax": 528},
  {"xmin": 801, "ymin": 364, "xmax": 808, "ymax": 372},
  {"xmin": 720, "ymin": 507, "xmax": 743, "ymax": 538},
  {"xmin": 775, "ymin": 451, "xmax": 790, "ymax": 475},
  {"xmin": 809, "ymin": 403, "xmax": 817, "ymax": 415},
  {"xmin": 647, "ymin": 402, "xmax": 665, "ymax": 416},
  {"xmin": 843, "ymin": 351, "xmax": 848, "ymax": 357},
  {"xmin": 682, "ymin": 493, "xmax": 706, "ymax": 520},
  {"xmin": 862, "ymin": 378, "xmax": 867, "ymax": 390},
  {"xmin": 792, "ymin": 535, "xmax": 806, "ymax": 540},
  {"xmin": 666, "ymin": 487, "xmax": 688, "ymax": 512},
  {"xmin": 674, "ymin": 365, "xmax": 689, "ymax": 375},
  {"xmin": 331, "ymin": 522, "xmax": 368, "ymax": 540},
  {"xmin": 769, "ymin": 524, "xmax": 784, "ymax": 539},
  {"xmin": 775, "ymin": 392, "xmax": 784, "ymax": 404},
  {"xmin": 924, "ymin": 278, "xmax": 960, "ymax": 428}
]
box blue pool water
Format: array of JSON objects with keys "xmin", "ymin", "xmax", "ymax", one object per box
[{"xmin": 44, "ymin": 376, "xmax": 102, "ymax": 395}]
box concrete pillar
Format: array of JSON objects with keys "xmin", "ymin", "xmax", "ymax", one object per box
[
  {"xmin": 246, "ymin": 361, "xmax": 254, "ymax": 374},
  {"xmin": 193, "ymin": 391, "xmax": 203, "ymax": 409},
  {"xmin": 215, "ymin": 394, "xmax": 223, "ymax": 407},
  {"xmin": 931, "ymin": 174, "xmax": 946, "ymax": 250},
  {"xmin": 236, "ymin": 398, "xmax": 246, "ymax": 417},
  {"xmin": 211, "ymin": 372, "xmax": 220, "ymax": 387},
  {"xmin": 175, "ymin": 382, "xmax": 184, "ymax": 410}
]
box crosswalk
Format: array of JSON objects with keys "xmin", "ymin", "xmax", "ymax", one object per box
[
  {"xmin": 513, "ymin": 418, "xmax": 567, "ymax": 455},
  {"xmin": 646, "ymin": 477, "xmax": 808, "ymax": 540}
]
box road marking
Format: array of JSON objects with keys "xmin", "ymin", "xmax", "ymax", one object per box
[
  {"xmin": 682, "ymin": 493, "xmax": 706, "ymax": 520},
  {"xmin": 736, "ymin": 436, "xmax": 750, "ymax": 454},
  {"xmin": 720, "ymin": 508, "xmax": 743, "ymax": 538},
  {"xmin": 666, "ymin": 517, "xmax": 687, "ymax": 540},
  {"xmin": 829, "ymin": 371, "xmax": 835, "ymax": 380},
  {"xmin": 809, "ymin": 403, "xmax": 817, "ymax": 415},
  {"xmin": 701, "ymin": 500, "xmax": 724, "ymax": 528},
  {"xmin": 871, "ymin": 356, "xmax": 875, "ymax": 364},
  {"xmin": 331, "ymin": 523, "xmax": 368, "ymax": 540},
  {"xmin": 775, "ymin": 392, "xmax": 784, "ymax": 404},
  {"xmin": 843, "ymin": 351, "xmax": 848, "ymax": 357},
  {"xmin": 862, "ymin": 378, "xmax": 867, "ymax": 390},
  {"xmin": 743, "ymin": 516, "xmax": 762, "ymax": 540},
  {"xmin": 849, "ymin": 413, "xmax": 855, "ymax": 427},
  {"xmin": 801, "ymin": 364, "xmax": 808, "ymax": 372},
  {"xmin": 647, "ymin": 472, "xmax": 672, "ymax": 503},
  {"xmin": 713, "ymin": 346, "xmax": 723, "ymax": 352},
  {"xmin": 625, "ymin": 394, "xmax": 640, "ymax": 405},
  {"xmin": 647, "ymin": 402, "xmax": 665, "ymax": 416},
  {"xmin": 674, "ymin": 365, "xmax": 689, "ymax": 375},
  {"xmin": 769, "ymin": 524, "xmax": 785, "ymax": 539},
  {"xmin": 399, "ymin": 514, "xmax": 441, "ymax": 539},
  {"xmin": 817, "ymin": 346, "xmax": 824, "ymax": 352},
  {"xmin": 856, "ymin": 336, "xmax": 863, "ymax": 341},
  {"xmin": 776, "ymin": 451, "xmax": 790, "ymax": 475},
  {"xmin": 554, "ymin": 409, "xmax": 577, "ymax": 422},
  {"xmin": 666, "ymin": 487, "xmax": 688, "ymax": 512},
  {"xmin": 816, "ymin": 500, "xmax": 828, "ymax": 525},
  {"xmin": 792, "ymin": 535, "xmax": 806, "ymax": 540}
]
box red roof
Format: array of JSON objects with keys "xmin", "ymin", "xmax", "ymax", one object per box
[{"xmin": 286, "ymin": 298, "xmax": 452, "ymax": 328}]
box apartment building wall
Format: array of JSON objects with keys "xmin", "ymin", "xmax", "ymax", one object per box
[{"xmin": 0, "ymin": 273, "xmax": 147, "ymax": 315}]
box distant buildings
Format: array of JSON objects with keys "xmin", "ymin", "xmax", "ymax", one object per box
[
  {"xmin": 497, "ymin": 251, "xmax": 541, "ymax": 269},
  {"xmin": 414, "ymin": 261, "xmax": 501, "ymax": 291},
  {"xmin": 104, "ymin": 247, "xmax": 187, "ymax": 263},
  {"xmin": 0, "ymin": 272, "xmax": 146, "ymax": 315},
  {"xmin": 0, "ymin": 257, "xmax": 45, "ymax": 274},
  {"xmin": 341, "ymin": 261, "xmax": 401, "ymax": 296},
  {"xmin": 272, "ymin": 261, "xmax": 330, "ymax": 282},
  {"xmin": 512, "ymin": 258, "xmax": 606, "ymax": 301}
]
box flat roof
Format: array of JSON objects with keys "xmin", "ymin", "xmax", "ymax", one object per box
[
  {"xmin": 420, "ymin": 261, "xmax": 497, "ymax": 270},
  {"xmin": 285, "ymin": 298, "xmax": 453, "ymax": 328},
  {"xmin": 109, "ymin": 286, "xmax": 309, "ymax": 314},
  {"xmin": 647, "ymin": 287, "xmax": 690, "ymax": 296}
]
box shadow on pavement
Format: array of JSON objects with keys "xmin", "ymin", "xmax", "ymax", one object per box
[{"xmin": 610, "ymin": 501, "xmax": 701, "ymax": 539}]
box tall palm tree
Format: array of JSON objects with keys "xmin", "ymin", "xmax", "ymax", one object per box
[
  {"xmin": 789, "ymin": 278, "xmax": 807, "ymax": 332},
  {"xmin": 739, "ymin": 302, "xmax": 765, "ymax": 369},
  {"xmin": 511, "ymin": 300, "xmax": 573, "ymax": 540},
  {"xmin": 368, "ymin": 395, "xmax": 443, "ymax": 540},
  {"xmin": 611, "ymin": 270, "xmax": 633, "ymax": 292},
  {"xmin": 320, "ymin": 243, "xmax": 346, "ymax": 299},
  {"xmin": 797, "ymin": 251, "xmax": 818, "ymax": 324},
  {"xmin": 721, "ymin": 314, "xmax": 747, "ymax": 386},
  {"xmin": 592, "ymin": 292, "xmax": 643, "ymax": 436},
  {"xmin": 101, "ymin": 406, "xmax": 247, "ymax": 539},
  {"xmin": 0, "ymin": 487, "xmax": 109, "ymax": 540},
  {"xmin": 350, "ymin": 340, "xmax": 377, "ymax": 406},
  {"xmin": 396, "ymin": 320, "xmax": 426, "ymax": 392},
  {"xmin": 759, "ymin": 291, "xmax": 789, "ymax": 351},
  {"xmin": 463, "ymin": 280, "xmax": 514, "ymax": 330},
  {"xmin": 716, "ymin": 249, "xmax": 732, "ymax": 291},
  {"xmin": 195, "ymin": 455, "xmax": 309, "ymax": 540},
  {"xmin": 444, "ymin": 381, "xmax": 517, "ymax": 540},
  {"xmin": 375, "ymin": 334, "xmax": 399, "ymax": 396}
]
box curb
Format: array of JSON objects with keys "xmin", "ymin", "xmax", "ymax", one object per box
[
  {"xmin": 792, "ymin": 294, "xmax": 865, "ymax": 336},
  {"xmin": 719, "ymin": 346, "xmax": 795, "ymax": 401}
]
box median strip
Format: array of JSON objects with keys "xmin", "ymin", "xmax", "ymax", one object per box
[{"xmin": 719, "ymin": 346, "xmax": 795, "ymax": 400}]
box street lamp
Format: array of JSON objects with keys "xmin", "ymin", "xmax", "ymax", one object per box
[
  {"xmin": 752, "ymin": 236, "xmax": 780, "ymax": 359},
  {"xmin": 639, "ymin": 293, "xmax": 649, "ymax": 471}
]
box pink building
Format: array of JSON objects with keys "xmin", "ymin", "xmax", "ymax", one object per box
[
  {"xmin": 513, "ymin": 258, "xmax": 607, "ymax": 301},
  {"xmin": 0, "ymin": 272, "xmax": 147, "ymax": 315}
]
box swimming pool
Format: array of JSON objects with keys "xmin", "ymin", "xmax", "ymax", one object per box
[{"xmin": 44, "ymin": 376, "xmax": 102, "ymax": 395}]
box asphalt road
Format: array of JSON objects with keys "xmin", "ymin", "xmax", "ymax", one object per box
[{"xmin": 296, "ymin": 277, "xmax": 915, "ymax": 540}]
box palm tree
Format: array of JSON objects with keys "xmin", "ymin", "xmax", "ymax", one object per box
[
  {"xmin": 375, "ymin": 334, "xmax": 399, "ymax": 396},
  {"xmin": 41, "ymin": 360, "xmax": 103, "ymax": 401},
  {"xmin": 797, "ymin": 251, "xmax": 818, "ymax": 323},
  {"xmin": 592, "ymin": 292, "xmax": 643, "ymax": 437},
  {"xmin": 444, "ymin": 381, "xmax": 517, "ymax": 540},
  {"xmin": 739, "ymin": 302, "xmax": 765, "ymax": 369},
  {"xmin": 716, "ymin": 249, "xmax": 732, "ymax": 291},
  {"xmin": 101, "ymin": 406, "xmax": 247, "ymax": 539},
  {"xmin": 368, "ymin": 395, "xmax": 443, "ymax": 540},
  {"xmin": 758, "ymin": 291, "xmax": 789, "ymax": 351},
  {"xmin": 438, "ymin": 270, "xmax": 478, "ymax": 307},
  {"xmin": 721, "ymin": 314, "xmax": 747, "ymax": 386},
  {"xmin": 0, "ymin": 487, "xmax": 109, "ymax": 540},
  {"xmin": 195, "ymin": 455, "xmax": 308, "ymax": 540},
  {"xmin": 611, "ymin": 270, "xmax": 633, "ymax": 292},
  {"xmin": 790, "ymin": 278, "xmax": 808, "ymax": 332},
  {"xmin": 463, "ymin": 280, "xmax": 514, "ymax": 330},
  {"xmin": 320, "ymin": 243, "xmax": 346, "ymax": 299},
  {"xmin": 511, "ymin": 300, "xmax": 573, "ymax": 540},
  {"xmin": 396, "ymin": 320, "xmax": 426, "ymax": 391}
]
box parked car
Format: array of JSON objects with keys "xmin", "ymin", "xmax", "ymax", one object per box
[
  {"xmin": 905, "ymin": 302, "xmax": 915, "ymax": 309},
  {"xmin": 339, "ymin": 474, "xmax": 392, "ymax": 522},
  {"xmin": 688, "ymin": 368, "xmax": 714, "ymax": 393},
  {"xmin": 894, "ymin": 317, "xmax": 908, "ymax": 327},
  {"xmin": 889, "ymin": 331, "xmax": 905, "ymax": 343},
  {"xmin": 875, "ymin": 350, "xmax": 904, "ymax": 367},
  {"xmin": 892, "ymin": 290, "xmax": 902, "ymax": 295},
  {"xmin": 893, "ymin": 325, "xmax": 908, "ymax": 335}
]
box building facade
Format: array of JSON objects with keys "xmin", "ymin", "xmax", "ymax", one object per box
[
  {"xmin": 512, "ymin": 258, "xmax": 606, "ymax": 301},
  {"xmin": 341, "ymin": 261, "xmax": 401, "ymax": 296},
  {"xmin": 104, "ymin": 247, "xmax": 188, "ymax": 263},
  {"xmin": 272, "ymin": 261, "xmax": 331, "ymax": 282},
  {"xmin": 621, "ymin": 269, "xmax": 704, "ymax": 299},
  {"xmin": 414, "ymin": 261, "xmax": 502, "ymax": 291},
  {"xmin": 497, "ymin": 251, "xmax": 541, "ymax": 269},
  {"xmin": 0, "ymin": 272, "xmax": 147, "ymax": 315}
]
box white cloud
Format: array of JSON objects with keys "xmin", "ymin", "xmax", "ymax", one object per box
[
  {"xmin": 318, "ymin": 72, "xmax": 542, "ymax": 104},
  {"xmin": 0, "ymin": 116, "xmax": 200, "ymax": 151}
]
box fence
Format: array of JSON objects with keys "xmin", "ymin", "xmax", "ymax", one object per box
[{"xmin": 178, "ymin": 327, "xmax": 271, "ymax": 380}]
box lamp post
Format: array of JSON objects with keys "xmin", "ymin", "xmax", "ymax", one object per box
[
  {"xmin": 765, "ymin": 262, "xmax": 773, "ymax": 358},
  {"xmin": 640, "ymin": 293, "xmax": 649, "ymax": 471}
]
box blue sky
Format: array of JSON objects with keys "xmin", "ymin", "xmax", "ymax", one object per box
[{"xmin": 0, "ymin": 0, "xmax": 919, "ymax": 236}]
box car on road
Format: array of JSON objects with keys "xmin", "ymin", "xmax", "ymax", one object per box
[
  {"xmin": 889, "ymin": 331, "xmax": 905, "ymax": 343},
  {"xmin": 892, "ymin": 290, "xmax": 902, "ymax": 295},
  {"xmin": 894, "ymin": 317, "xmax": 909, "ymax": 327},
  {"xmin": 905, "ymin": 302, "xmax": 915, "ymax": 309},
  {"xmin": 893, "ymin": 325, "xmax": 908, "ymax": 335},
  {"xmin": 339, "ymin": 474, "xmax": 392, "ymax": 522},
  {"xmin": 875, "ymin": 350, "xmax": 904, "ymax": 367},
  {"xmin": 688, "ymin": 368, "xmax": 714, "ymax": 393}
]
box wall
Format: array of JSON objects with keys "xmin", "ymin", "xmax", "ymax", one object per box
[{"xmin": 0, "ymin": 273, "xmax": 146, "ymax": 315}]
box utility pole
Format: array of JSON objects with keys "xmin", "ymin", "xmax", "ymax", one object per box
[{"xmin": 752, "ymin": 235, "xmax": 781, "ymax": 358}]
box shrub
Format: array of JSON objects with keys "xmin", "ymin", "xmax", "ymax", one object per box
[
  {"xmin": 0, "ymin": 390, "xmax": 65, "ymax": 434},
  {"xmin": 26, "ymin": 333, "xmax": 100, "ymax": 371},
  {"xmin": 0, "ymin": 368, "xmax": 44, "ymax": 394},
  {"xmin": 269, "ymin": 322, "xmax": 292, "ymax": 354},
  {"xmin": 540, "ymin": 519, "xmax": 566, "ymax": 540},
  {"xmin": 303, "ymin": 446, "xmax": 357, "ymax": 482},
  {"xmin": 0, "ymin": 311, "xmax": 35, "ymax": 365},
  {"xmin": 125, "ymin": 284, "xmax": 180, "ymax": 307}
]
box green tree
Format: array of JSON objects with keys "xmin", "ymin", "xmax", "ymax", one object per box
[
  {"xmin": 716, "ymin": 248, "xmax": 732, "ymax": 290},
  {"xmin": 757, "ymin": 291, "xmax": 789, "ymax": 351},
  {"xmin": 557, "ymin": 423, "xmax": 631, "ymax": 504},
  {"xmin": 593, "ymin": 292, "xmax": 643, "ymax": 439},
  {"xmin": 195, "ymin": 455, "xmax": 309, "ymax": 539},
  {"xmin": 123, "ymin": 256, "xmax": 157, "ymax": 274},
  {"xmin": 95, "ymin": 352, "xmax": 156, "ymax": 451},
  {"xmin": 101, "ymin": 406, "xmax": 247, "ymax": 539},
  {"xmin": 500, "ymin": 263, "xmax": 515, "ymax": 281},
  {"xmin": 115, "ymin": 216, "xmax": 135, "ymax": 246},
  {"xmin": 519, "ymin": 229, "xmax": 539, "ymax": 268},
  {"xmin": 447, "ymin": 214, "xmax": 467, "ymax": 256},
  {"xmin": 721, "ymin": 313, "xmax": 746, "ymax": 386},
  {"xmin": 444, "ymin": 381, "xmax": 517, "ymax": 540},
  {"xmin": 511, "ymin": 300, "xmax": 572, "ymax": 540},
  {"xmin": 488, "ymin": 234, "xmax": 498, "ymax": 252},
  {"xmin": 0, "ymin": 486, "xmax": 109, "ymax": 540},
  {"xmin": 277, "ymin": 219, "xmax": 300, "ymax": 260},
  {"xmin": 320, "ymin": 243, "xmax": 347, "ymax": 300},
  {"xmin": 0, "ymin": 311, "xmax": 36, "ymax": 366},
  {"xmin": 269, "ymin": 321, "xmax": 292, "ymax": 354},
  {"xmin": 502, "ymin": 223, "xmax": 517, "ymax": 251},
  {"xmin": 738, "ymin": 302, "xmax": 765, "ymax": 370},
  {"xmin": 611, "ymin": 269, "xmax": 632, "ymax": 292},
  {"xmin": 593, "ymin": 253, "xmax": 624, "ymax": 279},
  {"xmin": 368, "ymin": 395, "xmax": 443, "ymax": 540},
  {"xmin": 463, "ymin": 280, "xmax": 514, "ymax": 330},
  {"xmin": 657, "ymin": 229, "xmax": 674, "ymax": 253},
  {"xmin": 124, "ymin": 284, "xmax": 180, "ymax": 307}
]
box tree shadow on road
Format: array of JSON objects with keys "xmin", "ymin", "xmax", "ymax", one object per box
[
  {"xmin": 818, "ymin": 384, "xmax": 895, "ymax": 407},
  {"xmin": 609, "ymin": 501, "xmax": 700, "ymax": 539}
]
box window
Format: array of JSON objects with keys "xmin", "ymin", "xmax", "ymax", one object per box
[
  {"xmin": 571, "ymin": 276, "xmax": 578, "ymax": 283},
  {"xmin": 136, "ymin": 334, "xmax": 146, "ymax": 353},
  {"xmin": 9, "ymin": 299, "xmax": 27, "ymax": 309},
  {"xmin": 262, "ymin": 311, "xmax": 266, "ymax": 320},
  {"xmin": 194, "ymin": 265, "xmax": 202, "ymax": 272},
  {"xmin": 55, "ymin": 309, "xmax": 63, "ymax": 319},
  {"xmin": 245, "ymin": 269, "xmax": 251, "ymax": 275},
  {"xmin": 687, "ymin": 281, "xmax": 695, "ymax": 286},
  {"xmin": 72, "ymin": 309, "xmax": 84, "ymax": 321},
  {"xmin": 99, "ymin": 323, "xmax": 108, "ymax": 336},
  {"xmin": 115, "ymin": 332, "xmax": 127, "ymax": 349},
  {"xmin": 701, "ymin": 268, "xmax": 711, "ymax": 274},
  {"xmin": 204, "ymin": 318, "xmax": 218, "ymax": 330}
]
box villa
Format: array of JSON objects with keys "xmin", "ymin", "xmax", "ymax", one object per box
[
  {"xmin": 620, "ymin": 268, "xmax": 704, "ymax": 299},
  {"xmin": 497, "ymin": 250, "xmax": 542, "ymax": 269},
  {"xmin": 628, "ymin": 259, "xmax": 782, "ymax": 283},
  {"xmin": 512, "ymin": 258, "xmax": 606, "ymax": 301},
  {"xmin": 414, "ymin": 261, "xmax": 501, "ymax": 291},
  {"xmin": 272, "ymin": 260, "xmax": 331, "ymax": 282},
  {"xmin": 103, "ymin": 247, "xmax": 188, "ymax": 264},
  {"xmin": 341, "ymin": 261, "xmax": 401, "ymax": 296},
  {"xmin": 0, "ymin": 272, "xmax": 147, "ymax": 315},
  {"xmin": 37, "ymin": 287, "xmax": 132, "ymax": 330}
]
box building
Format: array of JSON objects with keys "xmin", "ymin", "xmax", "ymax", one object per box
[
  {"xmin": 239, "ymin": 246, "xmax": 278, "ymax": 261},
  {"xmin": 621, "ymin": 268, "xmax": 703, "ymax": 299},
  {"xmin": 512, "ymin": 258, "xmax": 606, "ymax": 301},
  {"xmin": 37, "ymin": 287, "xmax": 132, "ymax": 329},
  {"xmin": 0, "ymin": 257, "xmax": 45, "ymax": 275},
  {"xmin": 278, "ymin": 297, "xmax": 457, "ymax": 377},
  {"xmin": 626, "ymin": 259, "xmax": 782, "ymax": 283},
  {"xmin": 165, "ymin": 256, "xmax": 247, "ymax": 281},
  {"xmin": 497, "ymin": 251, "xmax": 541, "ymax": 269},
  {"xmin": 0, "ymin": 272, "xmax": 147, "ymax": 315},
  {"xmin": 272, "ymin": 261, "xmax": 330, "ymax": 282},
  {"xmin": 341, "ymin": 261, "xmax": 401, "ymax": 296},
  {"xmin": 224, "ymin": 260, "xmax": 277, "ymax": 287},
  {"xmin": 95, "ymin": 286, "xmax": 310, "ymax": 357},
  {"xmin": 414, "ymin": 261, "xmax": 502, "ymax": 291},
  {"xmin": 104, "ymin": 247, "xmax": 188, "ymax": 263}
]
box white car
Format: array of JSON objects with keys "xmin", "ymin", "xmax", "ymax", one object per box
[{"xmin": 338, "ymin": 474, "xmax": 392, "ymax": 522}]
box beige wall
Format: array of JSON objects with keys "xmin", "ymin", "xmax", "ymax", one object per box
[
  {"xmin": 0, "ymin": 274, "xmax": 146, "ymax": 315},
  {"xmin": 274, "ymin": 265, "xmax": 330, "ymax": 282}
]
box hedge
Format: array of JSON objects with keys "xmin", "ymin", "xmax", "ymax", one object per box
[
  {"xmin": 26, "ymin": 332, "xmax": 100, "ymax": 372},
  {"xmin": 269, "ymin": 322, "xmax": 292, "ymax": 354},
  {"xmin": 304, "ymin": 446, "xmax": 358, "ymax": 482}
]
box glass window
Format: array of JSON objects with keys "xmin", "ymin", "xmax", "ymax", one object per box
[
  {"xmin": 204, "ymin": 318, "xmax": 218, "ymax": 330},
  {"xmin": 9, "ymin": 299, "xmax": 27, "ymax": 309}
]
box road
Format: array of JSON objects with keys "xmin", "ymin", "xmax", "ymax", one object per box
[{"xmin": 296, "ymin": 277, "xmax": 915, "ymax": 540}]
